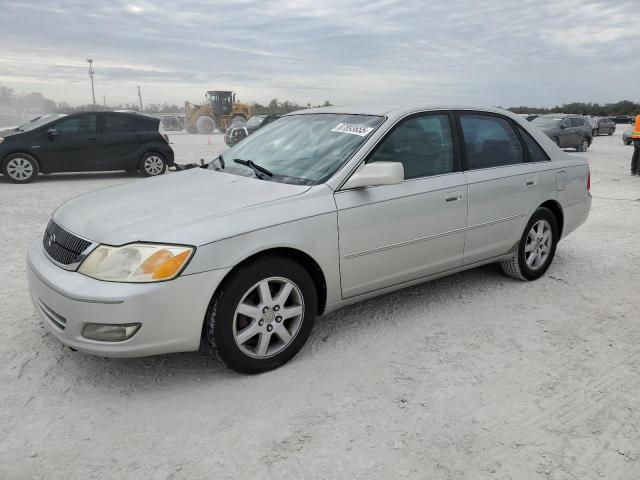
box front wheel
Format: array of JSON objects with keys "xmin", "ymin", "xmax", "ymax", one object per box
[
  {"xmin": 2, "ymin": 153, "xmax": 39, "ymax": 183},
  {"xmin": 608, "ymin": 128, "xmax": 614, "ymax": 136},
  {"xmin": 204, "ymin": 256, "xmax": 317, "ymax": 373},
  {"xmin": 592, "ymin": 129, "xmax": 598, "ymax": 137},
  {"xmin": 501, "ymin": 207, "xmax": 558, "ymax": 281},
  {"xmin": 577, "ymin": 138, "xmax": 589, "ymax": 152},
  {"xmin": 139, "ymin": 152, "xmax": 167, "ymax": 177}
]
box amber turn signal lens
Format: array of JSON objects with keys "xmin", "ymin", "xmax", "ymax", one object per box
[
  {"xmin": 139, "ymin": 249, "xmax": 173, "ymax": 274},
  {"xmin": 152, "ymin": 250, "xmax": 192, "ymax": 280}
]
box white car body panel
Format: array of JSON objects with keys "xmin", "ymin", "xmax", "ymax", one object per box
[{"xmin": 27, "ymin": 104, "xmax": 592, "ymax": 358}]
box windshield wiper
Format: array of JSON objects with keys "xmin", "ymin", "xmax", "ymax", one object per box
[{"xmin": 233, "ymin": 158, "xmax": 273, "ymax": 179}]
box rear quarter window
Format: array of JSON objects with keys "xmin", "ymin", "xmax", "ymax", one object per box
[
  {"xmin": 517, "ymin": 126, "xmax": 550, "ymax": 162},
  {"xmin": 459, "ymin": 114, "xmax": 524, "ymax": 170}
]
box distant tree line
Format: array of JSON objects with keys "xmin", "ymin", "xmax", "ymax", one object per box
[
  {"xmin": 0, "ymin": 85, "xmax": 332, "ymax": 118},
  {"xmin": 508, "ymin": 100, "xmax": 640, "ymax": 117},
  {"xmin": 251, "ymin": 99, "xmax": 333, "ymax": 115}
]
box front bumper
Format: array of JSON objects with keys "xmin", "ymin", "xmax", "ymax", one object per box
[{"xmin": 26, "ymin": 239, "xmax": 230, "ymax": 357}]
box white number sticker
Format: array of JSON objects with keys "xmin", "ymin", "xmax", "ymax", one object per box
[{"xmin": 331, "ymin": 123, "xmax": 374, "ymax": 137}]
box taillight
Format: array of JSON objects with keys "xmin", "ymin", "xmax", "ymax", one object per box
[{"xmin": 587, "ymin": 169, "xmax": 591, "ymax": 191}]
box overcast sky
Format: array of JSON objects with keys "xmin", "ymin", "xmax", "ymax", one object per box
[{"xmin": 1, "ymin": 0, "xmax": 639, "ymax": 108}]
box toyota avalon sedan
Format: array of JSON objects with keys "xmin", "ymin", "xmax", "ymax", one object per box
[{"xmin": 27, "ymin": 105, "xmax": 591, "ymax": 373}]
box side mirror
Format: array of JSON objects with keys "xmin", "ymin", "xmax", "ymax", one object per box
[
  {"xmin": 47, "ymin": 128, "xmax": 60, "ymax": 138},
  {"xmin": 560, "ymin": 124, "xmax": 566, "ymax": 130},
  {"xmin": 342, "ymin": 162, "xmax": 404, "ymax": 190}
]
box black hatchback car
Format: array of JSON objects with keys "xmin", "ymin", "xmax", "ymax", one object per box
[{"xmin": 0, "ymin": 111, "xmax": 174, "ymax": 183}]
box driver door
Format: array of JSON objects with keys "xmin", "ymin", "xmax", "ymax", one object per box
[
  {"xmin": 41, "ymin": 114, "xmax": 101, "ymax": 172},
  {"xmin": 335, "ymin": 112, "xmax": 468, "ymax": 298}
]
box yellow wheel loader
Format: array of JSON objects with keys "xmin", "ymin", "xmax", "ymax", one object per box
[{"xmin": 184, "ymin": 91, "xmax": 252, "ymax": 134}]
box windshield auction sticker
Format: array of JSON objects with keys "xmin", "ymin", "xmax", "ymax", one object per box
[{"xmin": 331, "ymin": 123, "xmax": 374, "ymax": 137}]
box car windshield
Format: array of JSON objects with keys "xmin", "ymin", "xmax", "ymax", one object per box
[
  {"xmin": 211, "ymin": 113, "xmax": 385, "ymax": 185},
  {"xmin": 245, "ymin": 116, "xmax": 264, "ymax": 128},
  {"xmin": 19, "ymin": 114, "xmax": 66, "ymax": 131},
  {"xmin": 532, "ymin": 117, "xmax": 562, "ymax": 128}
]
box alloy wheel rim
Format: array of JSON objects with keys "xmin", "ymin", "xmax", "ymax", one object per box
[
  {"xmin": 232, "ymin": 276, "xmax": 304, "ymax": 359},
  {"xmin": 524, "ymin": 220, "xmax": 552, "ymax": 270},
  {"xmin": 144, "ymin": 156, "xmax": 164, "ymax": 175},
  {"xmin": 6, "ymin": 157, "xmax": 34, "ymax": 180}
]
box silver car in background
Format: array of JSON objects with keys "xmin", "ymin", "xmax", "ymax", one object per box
[{"xmin": 27, "ymin": 105, "xmax": 591, "ymax": 373}]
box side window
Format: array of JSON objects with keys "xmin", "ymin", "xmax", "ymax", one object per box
[
  {"xmin": 104, "ymin": 114, "xmax": 133, "ymax": 133},
  {"xmin": 517, "ymin": 126, "xmax": 549, "ymax": 162},
  {"xmin": 570, "ymin": 118, "xmax": 584, "ymax": 127},
  {"xmin": 459, "ymin": 114, "xmax": 524, "ymax": 170},
  {"xmin": 367, "ymin": 114, "xmax": 454, "ymax": 179},
  {"xmin": 54, "ymin": 115, "xmax": 97, "ymax": 134}
]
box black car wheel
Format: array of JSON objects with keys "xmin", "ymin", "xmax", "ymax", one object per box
[
  {"xmin": 2, "ymin": 153, "xmax": 39, "ymax": 183},
  {"xmin": 139, "ymin": 152, "xmax": 167, "ymax": 177},
  {"xmin": 577, "ymin": 138, "xmax": 589, "ymax": 152},
  {"xmin": 592, "ymin": 129, "xmax": 598, "ymax": 137},
  {"xmin": 551, "ymin": 137, "xmax": 559, "ymax": 146},
  {"xmin": 608, "ymin": 128, "xmax": 614, "ymax": 136},
  {"xmin": 204, "ymin": 255, "xmax": 317, "ymax": 373}
]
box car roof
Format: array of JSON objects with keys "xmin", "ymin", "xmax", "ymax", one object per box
[{"xmin": 286, "ymin": 104, "xmax": 522, "ymax": 120}]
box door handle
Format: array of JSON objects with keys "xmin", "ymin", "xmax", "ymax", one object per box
[
  {"xmin": 88, "ymin": 137, "xmax": 99, "ymax": 143},
  {"xmin": 445, "ymin": 191, "xmax": 463, "ymax": 202},
  {"xmin": 525, "ymin": 176, "xmax": 537, "ymax": 186}
]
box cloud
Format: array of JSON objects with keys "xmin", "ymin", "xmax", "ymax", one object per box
[{"xmin": 0, "ymin": 0, "xmax": 638, "ymax": 107}]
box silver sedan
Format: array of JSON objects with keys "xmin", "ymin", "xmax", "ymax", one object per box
[{"xmin": 27, "ymin": 105, "xmax": 591, "ymax": 372}]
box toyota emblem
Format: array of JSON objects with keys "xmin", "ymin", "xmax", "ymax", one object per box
[{"xmin": 48, "ymin": 233, "xmax": 56, "ymax": 247}]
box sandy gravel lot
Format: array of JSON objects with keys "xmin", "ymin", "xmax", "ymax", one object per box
[{"xmin": 1, "ymin": 130, "xmax": 639, "ymax": 479}]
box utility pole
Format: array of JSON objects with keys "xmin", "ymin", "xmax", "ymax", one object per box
[
  {"xmin": 87, "ymin": 58, "xmax": 96, "ymax": 105},
  {"xmin": 137, "ymin": 85, "xmax": 143, "ymax": 111}
]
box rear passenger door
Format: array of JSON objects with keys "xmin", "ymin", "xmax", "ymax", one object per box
[
  {"xmin": 100, "ymin": 113, "xmax": 138, "ymax": 170},
  {"xmin": 336, "ymin": 112, "xmax": 468, "ymax": 298},
  {"xmin": 458, "ymin": 112, "xmax": 541, "ymax": 265}
]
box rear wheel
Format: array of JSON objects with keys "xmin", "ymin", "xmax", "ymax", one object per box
[
  {"xmin": 592, "ymin": 128, "xmax": 598, "ymax": 137},
  {"xmin": 204, "ymin": 256, "xmax": 317, "ymax": 373},
  {"xmin": 608, "ymin": 128, "xmax": 614, "ymax": 136},
  {"xmin": 501, "ymin": 207, "xmax": 558, "ymax": 281},
  {"xmin": 139, "ymin": 152, "xmax": 167, "ymax": 177},
  {"xmin": 2, "ymin": 153, "xmax": 39, "ymax": 183}
]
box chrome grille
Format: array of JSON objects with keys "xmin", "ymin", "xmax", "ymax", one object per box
[{"xmin": 43, "ymin": 220, "xmax": 91, "ymax": 266}]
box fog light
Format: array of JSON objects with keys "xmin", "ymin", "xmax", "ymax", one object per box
[{"xmin": 82, "ymin": 323, "xmax": 141, "ymax": 342}]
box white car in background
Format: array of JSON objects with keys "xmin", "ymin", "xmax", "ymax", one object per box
[{"xmin": 27, "ymin": 105, "xmax": 591, "ymax": 373}]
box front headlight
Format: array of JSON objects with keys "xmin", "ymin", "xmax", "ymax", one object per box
[{"xmin": 78, "ymin": 243, "xmax": 194, "ymax": 283}]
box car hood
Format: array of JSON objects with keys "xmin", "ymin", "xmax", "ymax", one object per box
[{"xmin": 53, "ymin": 168, "xmax": 311, "ymax": 246}]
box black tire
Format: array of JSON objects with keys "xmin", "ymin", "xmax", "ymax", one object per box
[
  {"xmin": 592, "ymin": 129, "xmax": 598, "ymax": 137},
  {"xmin": 204, "ymin": 256, "xmax": 317, "ymax": 373},
  {"xmin": 551, "ymin": 137, "xmax": 559, "ymax": 146},
  {"xmin": 501, "ymin": 207, "xmax": 558, "ymax": 281},
  {"xmin": 196, "ymin": 116, "xmax": 216, "ymax": 134},
  {"xmin": 2, "ymin": 153, "xmax": 39, "ymax": 183},
  {"xmin": 577, "ymin": 138, "xmax": 589, "ymax": 152},
  {"xmin": 608, "ymin": 128, "xmax": 614, "ymax": 136},
  {"xmin": 139, "ymin": 152, "xmax": 167, "ymax": 177}
]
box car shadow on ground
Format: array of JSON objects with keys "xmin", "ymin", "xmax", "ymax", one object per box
[
  {"xmin": 45, "ymin": 263, "xmax": 507, "ymax": 389},
  {"xmin": 0, "ymin": 171, "xmax": 137, "ymax": 184}
]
